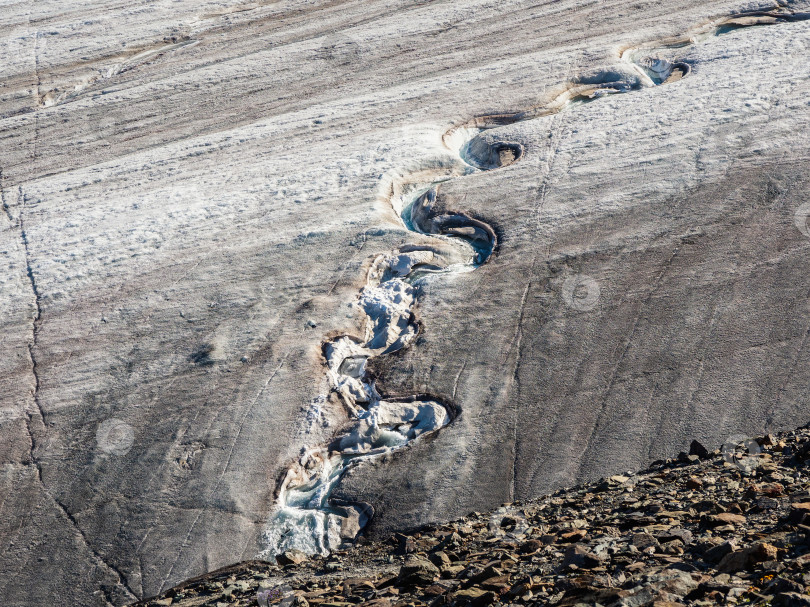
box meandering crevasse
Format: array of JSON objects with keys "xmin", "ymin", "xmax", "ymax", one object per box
[
  {"xmin": 446, "ymin": 7, "xmax": 808, "ymax": 141},
  {"xmin": 259, "ymin": 156, "xmax": 497, "ymax": 558},
  {"xmin": 260, "ymin": 6, "xmax": 809, "ymax": 559}
]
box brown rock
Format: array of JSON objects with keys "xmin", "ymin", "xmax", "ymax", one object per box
[
  {"xmin": 519, "ymin": 539, "xmax": 544, "ymax": 554},
  {"xmin": 303, "ymin": 588, "xmax": 334, "ymax": 599},
  {"xmin": 276, "ymin": 550, "xmax": 308, "ymax": 566},
  {"xmin": 506, "ymin": 578, "xmax": 533, "ymax": 599},
  {"xmin": 429, "ymin": 551, "xmax": 452, "ymax": 568},
  {"xmin": 703, "ymin": 540, "xmax": 737, "ymax": 564},
  {"xmin": 480, "ymin": 574, "xmax": 511, "ymax": 591},
  {"xmin": 705, "ymin": 512, "xmax": 746, "ymax": 527},
  {"xmin": 442, "ymin": 565, "xmax": 465, "ymax": 578},
  {"xmin": 747, "ymin": 482, "xmax": 785, "ymax": 497},
  {"xmin": 559, "ymin": 585, "xmax": 628, "ymax": 605},
  {"xmin": 758, "ymin": 434, "xmax": 777, "ymax": 447},
  {"xmin": 561, "ymin": 544, "xmax": 604, "ymax": 569},
  {"xmin": 704, "ymin": 590, "xmax": 726, "ymax": 602},
  {"xmin": 397, "ymin": 558, "xmax": 440, "ymax": 587},
  {"xmin": 677, "ymin": 452, "xmax": 700, "ymax": 464},
  {"xmin": 468, "ymin": 565, "xmax": 503, "ymax": 584},
  {"xmin": 559, "ymin": 529, "xmax": 587, "ymax": 542},
  {"xmin": 374, "ymin": 575, "xmax": 398, "ymax": 589},
  {"xmin": 438, "ymin": 532, "xmax": 463, "ymax": 550},
  {"xmin": 423, "ymin": 584, "xmax": 449, "ymax": 597},
  {"xmin": 716, "ymin": 543, "xmax": 778, "ymax": 573},
  {"xmin": 452, "ymin": 587, "xmax": 497, "ymax": 606},
  {"xmin": 660, "ymin": 528, "xmax": 693, "ymax": 545},
  {"xmin": 631, "ymin": 532, "xmax": 660, "ymax": 550}
]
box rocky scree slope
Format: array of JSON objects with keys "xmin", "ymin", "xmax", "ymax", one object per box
[{"xmin": 135, "ymin": 425, "xmax": 810, "ymax": 607}]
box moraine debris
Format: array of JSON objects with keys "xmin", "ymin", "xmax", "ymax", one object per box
[{"xmin": 135, "ymin": 425, "xmax": 810, "ymax": 606}]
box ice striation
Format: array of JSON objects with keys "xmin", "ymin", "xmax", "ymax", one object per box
[{"xmin": 260, "ymin": 5, "xmax": 810, "ymax": 561}]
